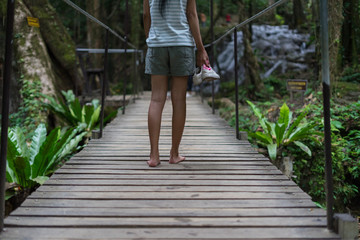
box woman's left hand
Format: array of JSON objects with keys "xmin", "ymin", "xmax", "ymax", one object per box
[{"xmin": 197, "ymin": 48, "xmax": 210, "ymax": 67}]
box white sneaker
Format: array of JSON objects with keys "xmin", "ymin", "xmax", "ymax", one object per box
[
  {"xmin": 193, "ymin": 67, "xmax": 202, "ymax": 85},
  {"xmin": 192, "ymin": 65, "xmax": 220, "ymax": 86},
  {"xmin": 202, "ymin": 64, "xmax": 220, "ymax": 82}
]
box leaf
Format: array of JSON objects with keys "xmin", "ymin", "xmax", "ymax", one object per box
[
  {"xmin": 8, "ymin": 127, "xmax": 29, "ymax": 160},
  {"xmin": 294, "ymin": 141, "xmax": 312, "ymax": 157},
  {"xmin": 91, "ymin": 99, "xmax": 100, "ymax": 109},
  {"xmin": 13, "ymin": 156, "xmax": 32, "ymax": 188},
  {"xmin": 285, "ymin": 106, "xmax": 309, "ymax": 139},
  {"xmin": 6, "ymin": 160, "xmax": 16, "ymax": 183},
  {"xmin": 32, "ymin": 176, "xmax": 49, "ymax": 185},
  {"xmin": 278, "ymin": 102, "xmax": 290, "ymax": 128},
  {"xmin": 62, "ymin": 90, "xmax": 75, "ymax": 104},
  {"xmin": 5, "ymin": 191, "xmax": 15, "ymax": 201},
  {"xmin": 247, "ymin": 100, "xmax": 268, "ymax": 130},
  {"xmin": 251, "ymin": 131, "xmax": 273, "ymax": 145},
  {"xmin": 84, "ymin": 104, "xmax": 95, "ymax": 128},
  {"xmin": 331, "ymin": 120, "xmax": 343, "ymax": 130},
  {"xmin": 6, "ymin": 130, "xmax": 24, "ymax": 184},
  {"xmin": 45, "ymin": 128, "xmax": 87, "ymax": 174},
  {"xmin": 44, "ymin": 127, "xmax": 77, "ymax": 173},
  {"xmin": 265, "ymin": 121, "xmax": 276, "ymax": 140},
  {"xmin": 29, "ymin": 124, "xmax": 47, "ymax": 165},
  {"xmin": 88, "ymin": 106, "xmax": 101, "ymax": 130},
  {"xmin": 69, "ymin": 98, "xmax": 83, "ymax": 123},
  {"xmin": 275, "ymin": 122, "xmax": 286, "ymax": 146},
  {"xmin": 267, "ymin": 144, "xmax": 277, "ymax": 161},
  {"xmin": 288, "ymin": 123, "xmax": 317, "ymax": 143},
  {"xmin": 32, "ymin": 127, "xmax": 61, "ymax": 178}
]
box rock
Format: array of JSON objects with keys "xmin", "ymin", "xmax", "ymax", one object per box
[{"xmin": 215, "ymin": 24, "xmax": 315, "ymax": 85}]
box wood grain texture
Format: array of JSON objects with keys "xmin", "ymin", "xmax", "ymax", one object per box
[{"xmin": 2, "ymin": 92, "xmax": 339, "ymax": 239}]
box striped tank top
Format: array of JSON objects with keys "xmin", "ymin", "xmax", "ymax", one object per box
[{"xmin": 146, "ymin": 0, "xmax": 195, "ymax": 47}]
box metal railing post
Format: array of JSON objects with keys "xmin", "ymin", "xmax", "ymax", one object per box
[
  {"xmin": 234, "ymin": 29, "xmax": 240, "ymax": 140},
  {"xmin": 122, "ymin": 36, "xmax": 128, "ymax": 115},
  {"xmin": 319, "ymin": 0, "xmax": 334, "ymax": 230},
  {"xmin": 133, "ymin": 52, "xmax": 137, "ymax": 103},
  {"xmin": 0, "ymin": 0, "xmax": 16, "ymax": 232},
  {"xmin": 99, "ymin": 29, "xmax": 109, "ymax": 138},
  {"xmin": 123, "ymin": 0, "xmax": 129, "ymax": 114},
  {"xmin": 210, "ymin": 0, "xmax": 215, "ymax": 114}
]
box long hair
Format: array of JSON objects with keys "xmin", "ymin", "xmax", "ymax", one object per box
[{"xmin": 159, "ymin": 0, "xmax": 167, "ymax": 18}]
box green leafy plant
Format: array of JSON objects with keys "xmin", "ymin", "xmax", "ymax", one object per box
[
  {"xmin": 41, "ymin": 90, "xmax": 117, "ymax": 134},
  {"xmin": 9, "ymin": 77, "xmax": 45, "ymax": 139},
  {"xmin": 6, "ymin": 123, "xmax": 87, "ymax": 189},
  {"xmin": 246, "ymin": 100, "xmax": 323, "ymax": 161}
]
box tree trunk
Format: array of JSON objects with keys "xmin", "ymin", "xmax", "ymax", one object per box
[
  {"xmin": 328, "ymin": 0, "xmax": 344, "ymax": 87},
  {"xmin": 86, "ymin": 0, "xmax": 102, "ymax": 68},
  {"xmin": 267, "ymin": 0, "xmax": 276, "ymax": 22},
  {"xmin": 23, "ymin": 0, "xmax": 80, "ymax": 93},
  {"xmin": 238, "ymin": 0, "xmax": 264, "ymax": 99},
  {"xmin": 13, "ymin": 0, "xmax": 57, "ymax": 124},
  {"xmin": 292, "ymin": 0, "xmax": 306, "ymax": 29},
  {"xmin": 341, "ymin": 0, "xmax": 359, "ymax": 66}
]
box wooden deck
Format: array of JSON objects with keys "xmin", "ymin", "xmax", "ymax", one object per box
[{"xmin": 1, "ymin": 92, "xmax": 340, "ymax": 239}]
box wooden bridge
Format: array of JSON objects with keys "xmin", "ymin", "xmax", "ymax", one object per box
[{"xmin": 1, "ymin": 92, "xmax": 339, "ymax": 239}]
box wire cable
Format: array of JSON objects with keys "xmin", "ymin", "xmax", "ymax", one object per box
[
  {"xmin": 62, "ymin": 0, "xmax": 137, "ymax": 49},
  {"xmin": 204, "ymin": 0, "xmax": 289, "ymax": 48}
]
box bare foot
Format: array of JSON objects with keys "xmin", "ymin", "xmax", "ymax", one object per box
[
  {"xmin": 147, "ymin": 158, "xmax": 161, "ymax": 167},
  {"xmin": 169, "ymin": 152, "xmax": 185, "ymax": 164}
]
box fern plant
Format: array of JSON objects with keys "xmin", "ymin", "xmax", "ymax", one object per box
[
  {"xmin": 41, "ymin": 90, "xmax": 117, "ymax": 133},
  {"xmin": 246, "ymin": 101, "xmax": 323, "ymax": 161},
  {"xmin": 6, "ymin": 123, "xmax": 87, "ymax": 189}
]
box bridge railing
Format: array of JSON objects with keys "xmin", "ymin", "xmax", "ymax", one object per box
[
  {"xmin": 0, "ymin": 0, "xmax": 142, "ymax": 231},
  {"xmin": 202, "ymin": 0, "xmax": 334, "ymax": 230}
]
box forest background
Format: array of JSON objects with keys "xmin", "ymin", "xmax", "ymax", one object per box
[{"xmin": 0, "ymin": 0, "xmax": 359, "ymax": 217}]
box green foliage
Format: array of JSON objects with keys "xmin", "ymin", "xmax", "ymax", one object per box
[
  {"xmin": 246, "ymin": 101, "xmax": 322, "ymax": 161},
  {"xmin": 340, "ymin": 66, "xmax": 360, "ymax": 83},
  {"xmin": 42, "ymin": 90, "xmax": 109, "ymax": 134},
  {"xmin": 290, "ymin": 100, "xmax": 360, "ymax": 210},
  {"xmin": 9, "ymin": 77, "xmax": 45, "ymax": 139},
  {"xmin": 6, "ymin": 124, "xmax": 87, "ymax": 189}
]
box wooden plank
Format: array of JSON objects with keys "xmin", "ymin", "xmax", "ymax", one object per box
[
  {"xmin": 36, "ymin": 185, "xmax": 305, "ymax": 193},
  {"xmin": 28, "ymin": 191, "xmax": 310, "ymax": 200},
  {"xmin": 5, "ymin": 216, "xmax": 327, "ymax": 227},
  {"xmin": 0, "ymin": 227, "xmax": 340, "ymax": 239},
  {"xmin": 49, "ymin": 174, "xmax": 289, "ymax": 181},
  {"xmin": 10, "ymin": 207, "xmax": 326, "ymax": 217},
  {"xmin": 20, "ymin": 199, "xmax": 317, "ymax": 208},
  {"xmin": 60, "ymin": 164, "xmax": 279, "ymax": 171},
  {"xmin": 42, "ymin": 179, "xmax": 297, "ymax": 186}
]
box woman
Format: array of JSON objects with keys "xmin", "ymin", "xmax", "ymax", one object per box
[{"xmin": 143, "ymin": 0, "xmax": 209, "ymax": 167}]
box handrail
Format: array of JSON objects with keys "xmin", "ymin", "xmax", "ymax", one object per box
[{"xmin": 204, "ymin": 0, "xmax": 288, "ymax": 48}]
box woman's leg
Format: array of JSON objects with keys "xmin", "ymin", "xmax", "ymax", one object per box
[
  {"xmin": 148, "ymin": 75, "xmax": 168, "ymax": 167},
  {"xmin": 169, "ymin": 76, "xmax": 188, "ymax": 164}
]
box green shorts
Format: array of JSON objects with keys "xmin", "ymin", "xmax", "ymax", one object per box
[{"xmin": 145, "ymin": 46, "xmax": 195, "ymax": 76}]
